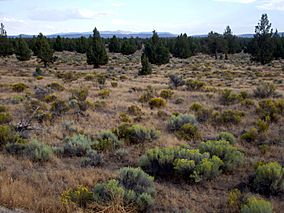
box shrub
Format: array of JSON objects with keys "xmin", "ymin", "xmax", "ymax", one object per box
[
  {"xmin": 96, "ymin": 74, "xmax": 107, "ymax": 85},
  {"xmin": 212, "ymin": 110, "xmax": 244, "ymax": 125},
  {"xmin": 190, "ymin": 104, "xmax": 213, "ymax": 123},
  {"xmin": 257, "ymin": 99, "xmax": 284, "ymax": 122},
  {"xmin": 252, "ymin": 162, "xmax": 284, "ymax": 195},
  {"xmin": 81, "ymin": 150, "xmax": 102, "ymax": 167},
  {"xmin": 33, "ymin": 67, "xmax": 44, "ymax": 77},
  {"xmin": 160, "ymin": 89, "xmax": 174, "ymax": 99},
  {"xmin": 169, "ymin": 74, "xmax": 184, "ymax": 88},
  {"xmin": 0, "ymin": 113, "xmax": 12, "ymax": 125},
  {"xmin": 177, "ymin": 123, "xmax": 200, "ymax": 141},
  {"xmin": 94, "ymin": 130, "xmax": 123, "ymax": 151},
  {"xmin": 93, "ymin": 179, "xmax": 125, "ymax": 204},
  {"xmin": 227, "ymin": 189, "xmax": 242, "ymax": 210},
  {"xmin": 61, "ymin": 185, "xmax": 93, "ymax": 208},
  {"xmin": 124, "ymin": 124, "xmax": 159, "ymax": 144},
  {"xmin": 12, "ymin": 83, "xmax": 28, "ymax": 92},
  {"xmin": 241, "ymin": 128, "xmax": 258, "ymax": 142},
  {"xmin": 149, "ymin": 97, "xmax": 167, "ymax": 109},
  {"xmin": 98, "ymin": 89, "xmax": 110, "ymax": 99},
  {"xmin": 63, "ymin": 134, "xmax": 94, "ymax": 157},
  {"xmin": 185, "ymin": 79, "xmax": 205, "ymax": 91},
  {"xmin": 0, "ymin": 105, "xmax": 6, "ymax": 112},
  {"xmin": 111, "ymin": 81, "xmax": 118, "ymax": 88},
  {"xmin": 220, "ymin": 89, "xmax": 243, "ymax": 105},
  {"xmin": 0, "ymin": 125, "xmax": 14, "ymax": 148},
  {"xmin": 198, "ymin": 140, "xmax": 244, "ymax": 172},
  {"xmin": 47, "ymin": 82, "xmax": 65, "ymax": 92},
  {"xmin": 50, "ymin": 100, "xmax": 69, "ymax": 116},
  {"xmin": 167, "ymin": 114, "xmax": 197, "ymax": 132},
  {"xmin": 241, "ymin": 196, "xmax": 272, "ymax": 213},
  {"xmin": 118, "ymin": 167, "xmax": 155, "ymax": 210},
  {"xmin": 254, "ymin": 82, "xmax": 276, "ymax": 99},
  {"xmin": 190, "ymin": 103, "xmax": 203, "ymax": 112},
  {"xmin": 128, "ymin": 105, "xmax": 142, "ymax": 116},
  {"xmin": 71, "ymin": 88, "xmax": 89, "ymax": 102},
  {"xmin": 24, "ymin": 139, "xmax": 53, "ymax": 162},
  {"xmin": 218, "ymin": 132, "xmax": 236, "ymax": 145},
  {"xmin": 44, "ymin": 94, "xmax": 57, "ymax": 103},
  {"xmin": 139, "ymin": 86, "xmax": 157, "ymax": 103},
  {"xmin": 256, "ymin": 119, "xmax": 269, "ymax": 133}
]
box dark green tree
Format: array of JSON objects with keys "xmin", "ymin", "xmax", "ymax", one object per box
[
  {"xmin": 75, "ymin": 36, "xmax": 88, "ymax": 53},
  {"xmin": 251, "ymin": 14, "xmax": 274, "ymax": 64},
  {"xmin": 207, "ymin": 31, "xmax": 227, "ymax": 59},
  {"xmin": 172, "ymin": 33, "xmax": 192, "ymax": 59},
  {"xmin": 273, "ymin": 30, "xmax": 284, "ymax": 59},
  {"xmin": 139, "ymin": 53, "xmax": 152, "ymax": 75},
  {"xmin": 109, "ymin": 35, "xmax": 121, "ymax": 53},
  {"xmin": 144, "ymin": 31, "xmax": 170, "ymax": 65},
  {"xmin": 15, "ymin": 37, "xmax": 31, "ymax": 61},
  {"xmin": 54, "ymin": 36, "xmax": 63, "ymax": 52},
  {"xmin": 86, "ymin": 28, "xmax": 108, "ymax": 68},
  {"xmin": 0, "ymin": 23, "xmax": 14, "ymax": 57},
  {"xmin": 35, "ymin": 33, "xmax": 54, "ymax": 67},
  {"xmin": 223, "ymin": 26, "xmax": 241, "ymax": 55},
  {"xmin": 120, "ymin": 38, "xmax": 137, "ymax": 55}
]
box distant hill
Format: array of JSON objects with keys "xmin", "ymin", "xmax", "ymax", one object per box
[
  {"xmin": 10, "ymin": 31, "xmax": 284, "ymax": 39},
  {"xmin": 11, "ymin": 31, "xmax": 177, "ymax": 39}
]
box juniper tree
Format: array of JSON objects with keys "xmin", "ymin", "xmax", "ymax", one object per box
[
  {"xmin": 251, "ymin": 14, "xmax": 274, "ymax": 64},
  {"xmin": 35, "ymin": 33, "xmax": 54, "ymax": 67},
  {"xmin": 109, "ymin": 35, "xmax": 121, "ymax": 53},
  {"xmin": 172, "ymin": 33, "xmax": 192, "ymax": 59},
  {"xmin": 144, "ymin": 30, "xmax": 170, "ymax": 65},
  {"xmin": 86, "ymin": 28, "xmax": 108, "ymax": 68},
  {"xmin": 15, "ymin": 37, "xmax": 31, "ymax": 61},
  {"xmin": 0, "ymin": 23, "xmax": 14, "ymax": 57},
  {"xmin": 223, "ymin": 26, "xmax": 241, "ymax": 56},
  {"xmin": 139, "ymin": 53, "xmax": 152, "ymax": 75},
  {"xmin": 54, "ymin": 36, "xmax": 63, "ymax": 52},
  {"xmin": 120, "ymin": 38, "xmax": 137, "ymax": 55}
]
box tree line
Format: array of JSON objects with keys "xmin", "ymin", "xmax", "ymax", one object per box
[{"xmin": 0, "ymin": 14, "xmax": 284, "ymax": 70}]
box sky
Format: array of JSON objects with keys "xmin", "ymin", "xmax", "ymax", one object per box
[{"xmin": 0, "ymin": 0, "xmax": 284, "ymax": 35}]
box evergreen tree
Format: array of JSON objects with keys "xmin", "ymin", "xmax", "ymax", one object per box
[
  {"xmin": 109, "ymin": 35, "xmax": 121, "ymax": 53},
  {"xmin": 251, "ymin": 14, "xmax": 274, "ymax": 64},
  {"xmin": 172, "ymin": 33, "xmax": 192, "ymax": 59},
  {"xmin": 139, "ymin": 53, "xmax": 152, "ymax": 75},
  {"xmin": 15, "ymin": 37, "xmax": 31, "ymax": 61},
  {"xmin": 86, "ymin": 28, "xmax": 108, "ymax": 68},
  {"xmin": 0, "ymin": 23, "xmax": 14, "ymax": 57},
  {"xmin": 54, "ymin": 36, "xmax": 63, "ymax": 52},
  {"xmin": 35, "ymin": 33, "xmax": 54, "ymax": 67},
  {"xmin": 223, "ymin": 26, "xmax": 241, "ymax": 55},
  {"xmin": 273, "ymin": 30, "xmax": 284, "ymax": 59},
  {"xmin": 120, "ymin": 38, "xmax": 137, "ymax": 55},
  {"xmin": 76, "ymin": 36, "xmax": 88, "ymax": 53},
  {"xmin": 144, "ymin": 30, "xmax": 170, "ymax": 65},
  {"xmin": 207, "ymin": 31, "xmax": 227, "ymax": 59}
]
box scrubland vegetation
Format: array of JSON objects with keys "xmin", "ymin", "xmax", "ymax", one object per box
[{"xmin": 0, "ymin": 14, "xmax": 283, "ymax": 213}]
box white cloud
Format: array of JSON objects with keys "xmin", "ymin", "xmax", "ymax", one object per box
[
  {"xmin": 257, "ymin": 0, "xmax": 284, "ymax": 11},
  {"xmin": 215, "ymin": 0, "xmax": 257, "ymax": 3},
  {"xmin": 29, "ymin": 8, "xmax": 112, "ymax": 21}
]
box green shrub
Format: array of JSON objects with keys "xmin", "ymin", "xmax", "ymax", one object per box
[
  {"xmin": 84, "ymin": 74, "xmax": 95, "ymax": 81},
  {"xmin": 98, "ymin": 89, "xmax": 111, "ymax": 99},
  {"xmin": 177, "ymin": 123, "xmax": 200, "ymax": 141},
  {"xmin": 94, "ymin": 130, "xmax": 123, "ymax": 151},
  {"xmin": 256, "ymin": 119, "xmax": 269, "ymax": 133},
  {"xmin": 190, "ymin": 102, "xmax": 203, "ymax": 112},
  {"xmin": 186, "ymin": 79, "xmax": 205, "ymax": 91},
  {"xmin": 0, "ymin": 105, "xmax": 6, "ymax": 113},
  {"xmin": 44, "ymin": 94, "xmax": 57, "ymax": 103},
  {"xmin": 0, "ymin": 125, "xmax": 14, "ymax": 148},
  {"xmin": 253, "ymin": 162, "xmax": 284, "ymax": 195},
  {"xmin": 149, "ymin": 97, "xmax": 166, "ymax": 109},
  {"xmin": 139, "ymin": 86, "xmax": 157, "ymax": 103},
  {"xmin": 96, "ymin": 74, "xmax": 107, "ymax": 85},
  {"xmin": 81, "ymin": 150, "xmax": 102, "ymax": 167},
  {"xmin": 257, "ymin": 99, "xmax": 284, "ymax": 122},
  {"xmin": 212, "ymin": 110, "xmax": 244, "ymax": 125},
  {"xmin": 111, "ymin": 81, "xmax": 118, "ymax": 88},
  {"xmin": 220, "ymin": 89, "xmax": 243, "ymax": 105},
  {"xmin": 50, "ymin": 100, "xmax": 69, "ymax": 116},
  {"xmin": 118, "ymin": 167, "xmax": 155, "ymax": 209},
  {"xmin": 93, "ymin": 179, "xmax": 125, "ymax": 203},
  {"xmin": 12, "ymin": 83, "xmax": 28, "ymax": 92},
  {"xmin": 194, "ymin": 156, "xmax": 223, "ymax": 181},
  {"xmin": 124, "ymin": 124, "xmax": 159, "ymax": 144},
  {"xmin": 71, "ymin": 88, "xmax": 89, "ymax": 102},
  {"xmin": 0, "ymin": 113, "xmax": 12, "ymax": 125},
  {"xmin": 167, "ymin": 114, "xmax": 197, "ymax": 132},
  {"xmin": 198, "ymin": 140, "xmax": 244, "ymax": 172},
  {"xmin": 33, "ymin": 67, "xmax": 44, "ymax": 77},
  {"xmin": 227, "ymin": 189, "xmax": 242, "ymax": 210},
  {"xmin": 128, "ymin": 105, "xmax": 142, "ymax": 116},
  {"xmin": 47, "ymin": 82, "xmax": 64, "ymax": 91},
  {"xmin": 61, "ymin": 185, "xmax": 93, "ymax": 208},
  {"xmin": 218, "ymin": 132, "xmax": 236, "ymax": 145},
  {"xmin": 169, "ymin": 74, "xmax": 184, "ymax": 88},
  {"xmin": 160, "ymin": 89, "xmax": 174, "ymax": 99},
  {"xmin": 24, "ymin": 139, "xmax": 53, "ymax": 162},
  {"xmin": 241, "ymin": 128, "xmax": 258, "ymax": 142},
  {"xmin": 63, "ymin": 134, "xmax": 94, "ymax": 157},
  {"xmin": 241, "ymin": 196, "xmax": 272, "ymax": 213},
  {"xmin": 254, "ymin": 82, "xmax": 276, "ymax": 99}
]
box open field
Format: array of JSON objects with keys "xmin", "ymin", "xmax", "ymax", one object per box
[{"xmin": 0, "ymin": 51, "xmax": 284, "ymax": 212}]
